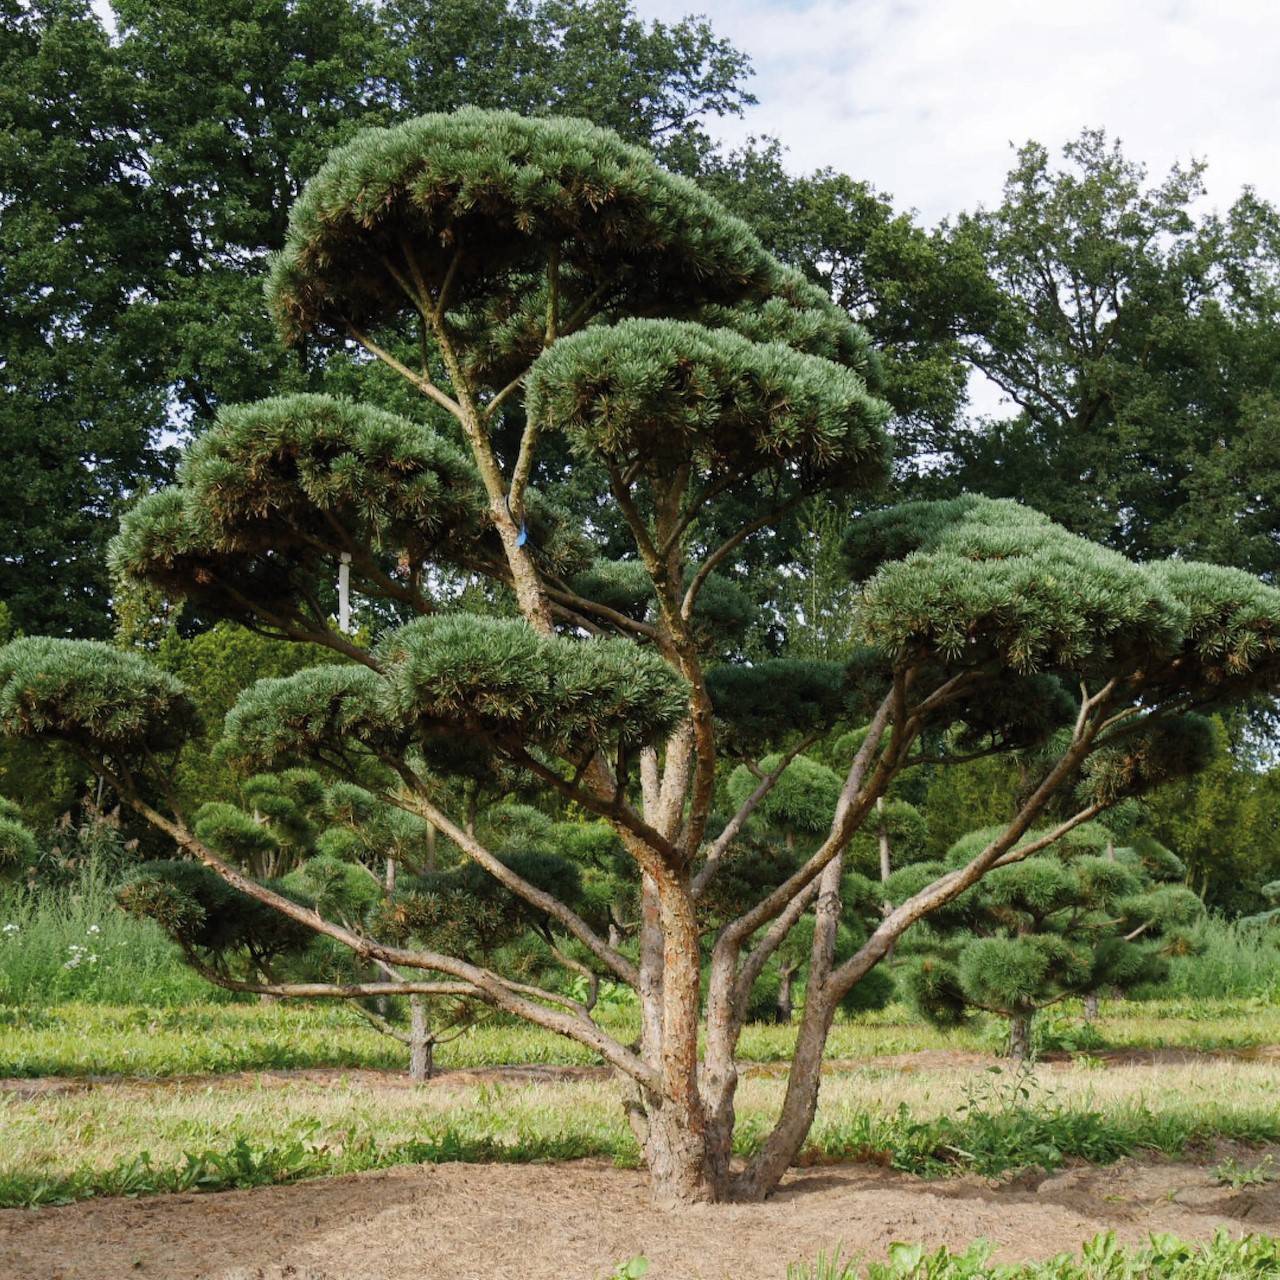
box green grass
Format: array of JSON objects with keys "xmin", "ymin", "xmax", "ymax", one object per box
[
  {"xmin": 1153, "ymin": 914, "xmax": 1280, "ymax": 1000},
  {"xmin": 0, "ymin": 865, "xmax": 215, "ymax": 1006},
  {"xmin": 4, "ymin": 1027, "xmax": 1279, "ymax": 1208},
  {"xmin": 787, "ymin": 1231, "xmax": 1280, "ymax": 1279},
  {"xmin": 4, "ymin": 994, "xmax": 1280, "ymax": 1081},
  {"xmin": 0, "ymin": 1001, "xmax": 980, "ymax": 1081},
  {"xmin": 0, "ymin": 1002, "xmax": 639, "ymax": 1078}
]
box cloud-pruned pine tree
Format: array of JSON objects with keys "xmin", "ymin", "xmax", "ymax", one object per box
[
  {"xmin": 4, "ymin": 112, "xmax": 1280, "ymax": 1205},
  {"xmin": 901, "ymin": 823, "xmax": 1203, "ymax": 1059}
]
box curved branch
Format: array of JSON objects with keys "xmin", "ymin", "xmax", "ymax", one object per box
[
  {"xmin": 380, "ymin": 772, "xmax": 639, "ymax": 989},
  {"xmin": 692, "ymin": 732, "xmax": 821, "ymax": 898},
  {"xmin": 102, "ymin": 783, "xmax": 658, "ymax": 1092}
]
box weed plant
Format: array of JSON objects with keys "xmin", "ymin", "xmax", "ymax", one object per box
[
  {"xmin": 799, "ymin": 1065, "xmax": 1280, "ymax": 1177},
  {"xmin": 787, "ymin": 1231, "xmax": 1280, "ymax": 1278}
]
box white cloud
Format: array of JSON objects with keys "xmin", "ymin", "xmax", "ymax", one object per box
[{"xmin": 637, "ymin": 0, "xmax": 1280, "ymax": 224}]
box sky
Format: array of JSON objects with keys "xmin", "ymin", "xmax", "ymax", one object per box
[{"xmin": 630, "ymin": 0, "xmax": 1280, "ymax": 227}]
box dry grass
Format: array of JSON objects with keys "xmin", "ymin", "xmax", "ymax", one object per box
[{"xmin": 5, "ymin": 1050, "xmax": 1278, "ymax": 1187}]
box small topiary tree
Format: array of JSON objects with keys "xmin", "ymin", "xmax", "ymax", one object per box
[{"xmin": 901, "ymin": 823, "xmax": 1204, "ymax": 1058}]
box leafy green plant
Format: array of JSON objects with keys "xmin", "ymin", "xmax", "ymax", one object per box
[
  {"xmin": 867, "ymin": 1240, "xmax": 1000, "ymax": 1279},
  {"xmin": 789, "ymin": 1231, "xmax": 1280, "ymax": 1279},
  {"xmin": 600, "ymin": 1259, "xmax": 649, "ymax": 1280},
  {"xmin": 1214, "ymin": 1154, "xmax": 1274, "ymax": 1188}
]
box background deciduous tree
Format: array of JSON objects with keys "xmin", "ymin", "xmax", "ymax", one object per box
[{"xmin": 938, "ymin": 130, "xmax": 1280, "ymax": 569}]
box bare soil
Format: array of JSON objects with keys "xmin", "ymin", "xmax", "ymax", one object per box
[{"xmin": 3, "ymin": 1145, "xmax": 1279, "ymax": 1280}]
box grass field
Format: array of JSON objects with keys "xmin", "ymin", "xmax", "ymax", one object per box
[{"xmin": 3, "ymin": 997, "xmax": 1280, "ymax": 1209}]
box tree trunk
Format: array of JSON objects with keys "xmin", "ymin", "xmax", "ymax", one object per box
[
  {"xmin": 1083, "ymin": 990, "xmax": 1100, "ymax": 1022},
  {"xmin": 775, "ymin": 964, "xmax": 797, "ymax": 1024},
  {"xmin": 639, "ymin": 1096, "xmax": 728, "ymax": 1207},
  {"xmin": 1008, "ymin": 1008, "xmax": 1033, "ymax": 1061},
  {"xmin": 408, "ymin": 994, "xmax": 433, "ymax": 1082},
  {"xmin": 733, "ymin": 988, "xmax": 836, "ymax": 1201},
  {"xmin": 733, "ymin": 856, "xmax": 845, "ymax": 1201}
]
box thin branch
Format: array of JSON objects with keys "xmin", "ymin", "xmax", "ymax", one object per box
[
  {"xmin": 545, "ymin": 243, "xmax": 560, "ymax": 344},
  {"xmin": 692, "ymin": 732, "xmax": 821, "ymax": 898},
  {"xmin": 124, "ymin": 794, "xmax": 661, "ymax": 1092},
  {"xmin": 542, "ymin": 585, "xmax": 660, "ymax": 640},
  {"xmin": 732, "ymin": 877, "xmax": 822, "ymax": 1015},
  {"xmin": 681, "ymin": 499, "xmax": 804, "ymax": 620},
  {"xmin": 719, "ymin": 688, "xmax": 899, "ymax": 949},
  {"xmin": 509, "ymin": 412, "xmax": 540, "ymax": 516},
  {"xmin": 483, "ymin": 372, "xmax": 527, "ymax": 423},
  {"xmin": 607, "ymin": 461, "xmax": 662, "ymax": 572},
  {"xmin": 379, "ymin": 251, "xmax": 430, "ymax": 321},
  {"xmin": 347, "ymin": 323, "xmax": 463, "ymax": 420},
  {"xmin": 432, "ymin": 244, "xmax": 463, "ymax": 324},
  {"xmin": 380, "ymin": 772, "xmax": 640, "ymax": 988}
]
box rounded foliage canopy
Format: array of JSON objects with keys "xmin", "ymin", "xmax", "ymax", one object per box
[{"xmin": 526, "ymin": 318, "xmax": 890, "ymax": 493}]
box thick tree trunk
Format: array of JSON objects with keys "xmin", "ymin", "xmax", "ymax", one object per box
[
  {"xmin": 641, "ymin": 1096, "xmax": 728, "ymax": 1207},
  {"xmin": 1083, "ymin": 990, "xmax": 1100, "ymax": 1022},
  {"xmin": 625, "ymin": 862, "xmax": 738, "ymax": 1206}
]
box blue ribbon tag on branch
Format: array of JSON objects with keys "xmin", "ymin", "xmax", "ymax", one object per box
[{"xmin": 507, "ymin": 493, "xmax": 530, "ymax": 548}]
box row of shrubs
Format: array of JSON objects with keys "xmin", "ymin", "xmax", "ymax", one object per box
[{"xmin": 4, "ymin": 844, "xmax": 1280, "ymax": 1013}]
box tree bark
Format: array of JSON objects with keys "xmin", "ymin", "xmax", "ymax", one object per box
[
  {"xmin": 732, "ymin": 856, "xmax": 845, "ymax": 1201},
  {"xmin": 641, "ymin": 1096, "xmax": 726, "ymax": 1206},
  {"xmin": 1008, "ymin": 1008, "xmax": 1033, "ymax": 1061},
  {"xmin": 408, "ymin": 993, "xmax": 433, "ymax": 1082}
]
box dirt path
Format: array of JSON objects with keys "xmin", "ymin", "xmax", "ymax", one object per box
[{"xmin": 3, "ymin": 1149, "xmax": 1278, "ymax": 1280}]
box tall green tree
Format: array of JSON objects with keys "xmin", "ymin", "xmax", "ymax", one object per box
[
  {"xmin": 0, "ymin": 0, "xmax": 174, "ymax": 637},
  {"xmin": 940, "ymin": 130, "xmax": 1280, "ymax": 567},
  {"xmin": 5, "ymin": 114, "xmax": 1280, "ymax": 1207}
]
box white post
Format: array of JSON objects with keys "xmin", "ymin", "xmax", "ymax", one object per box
[{"xmin": 338, "ymin": 551, "xmax": 352, "ymax": 634}]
